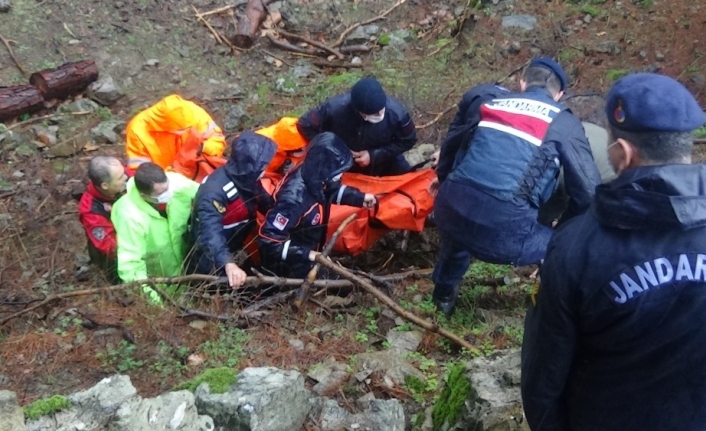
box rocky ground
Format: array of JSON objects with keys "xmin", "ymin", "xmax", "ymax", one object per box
[{"xmin": 1, "ymin": 0, "xmax": 706, "ymax": 430}]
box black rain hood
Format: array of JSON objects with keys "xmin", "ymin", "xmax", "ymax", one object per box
[
  {"xmin": 224, "ymin": 131, "xmax": 276, "ymax": 194},
  {"xmin": 594, "ymin": 164, "xmax": 706, "ymax": 231},
  {"xmin": 300, "ymin": 132, "xmax": 353, "ymax": 200}
]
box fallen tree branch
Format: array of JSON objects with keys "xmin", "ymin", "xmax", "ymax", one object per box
[
  {"xmin": 276, "ymin": 29, "xmax": 343, "ymax": 59},
  {"xmin": 292, "ymin": 213, "xmax": 358, "ymax": 312},
  {"xmin": 332, "ymin": 0, "xmax": 407, "ymax": 48},
  {"xmin": 313, "ymin": 267, "xmax": 433, "ymax": 297},
  {"xmin": 339, "ymin": 45, "xmax": 372, "ymax": 54},
  {"xmin": 315, "ymin": 256, "xmax": 475, "ymax": 351},
  {"xmin": 199, "ymin": 1, "xmax": 249, "ymax": 17},
  {"xmin": 267, "ymin": 34, "xmax": 318, "ymax": 55},
  {"xmin": 192, "ymin": 5, "xmax": 224, "ymax": 44},
  {"xmin": 415, "ymin": 105, "xmax": 456, "ymax": 129},
  {"xmin": 6, "ymin": 111, "xmax": 92, "ymax": 131},
  {"xmin": 312, "ymin": 60, "xmax": 364, "ymax": 69},
  {"xmin": 0, "ymin": 33, "xmax": 27, "ymax": 76}
]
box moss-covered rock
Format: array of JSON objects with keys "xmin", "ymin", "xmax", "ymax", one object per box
[
  {"xmin": 173, "ymin": 367, "xmax": 237, "ymax": 394},
  {"xmin": 432, "ymin": 363, "xmax": 473, "ymax": 431},
  {"xmin": 23, "ymin": 395, "xmax": 72, "ymax": 420}
]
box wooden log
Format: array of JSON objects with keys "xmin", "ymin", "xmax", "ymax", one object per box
[
  {"xmin": 0, "ymin": 85, "xmax": 44, "ymax": 122},
  {"xmin": 230, "ymin": 0, "xmax": 273, "ymax": 49},
  {"xmin": 29, "ymin": 60, "xmax": 99, "ymax": 100}
]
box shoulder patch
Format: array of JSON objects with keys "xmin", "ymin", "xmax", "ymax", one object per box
[
  {"xmin": 273, "ymin": 213, "xmax": 289, "ymax": 230},
  {"xmin": 213, "ymin": 200, "xmax": 226, "ymax": 214},
  {"xmin": 92, "ymin": 227, "xmax": 106, "ymax": 241}
]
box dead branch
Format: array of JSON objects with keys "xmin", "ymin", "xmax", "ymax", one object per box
[
  {"xmin": 312, "ymin": 60, "xmax": 364, "ymax": 69},
  {"xmin": 199, "ymin": 1, "xmax": 249, "ymax": 17},
  {"xmin": 6, "ymin": 111, "xmax": 92, "ymax": 131},
  {"xmin": 313, "ymin": 267, "xmax": 432, "ymax": 297},
  {"xmin": 261, "ymin": 49, "xmax": 294, "ymax": 67},
  {"xmin": 332, "ymin": 0, "xmax": 407, "ymax": 48},
  {"xmin": 497, "ymin": 60, "xmax": 531, "ymax": 84},
  {"xmin": 315, "ymin": 256, "xmax": 475, "ymax": 351},
  {"xmin": 695, "ymin": 139, "xmax": 706, "ymax": 145},
  {"xmin": 415, "ymin": 105, "xmax": 456, "ymax": 129},
  {"xmin": 267, "ymin": 34, "xmax": 318, "ymax": 55},
  {"xmin": 292, "ymin": 213, "xmax": 358, "ymax": 312},
  {"xmin": 276, "ymin": 29, "xmax": 343, "ymax": 59},
  {"xmin": 339, "ymin": 45, "xmax": 372, "ymax": 54},
  {"xmin": 192, "ymin": 5, "xmax": 224, "ymax": 44},
  {"xmin": 0, "ymin": 33, "xmax": 27, "ymax": 76}
]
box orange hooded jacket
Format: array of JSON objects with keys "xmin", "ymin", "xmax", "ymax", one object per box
[{"xmin": 125, "ymin": 94, "xmax": 226, "ymax": 172}]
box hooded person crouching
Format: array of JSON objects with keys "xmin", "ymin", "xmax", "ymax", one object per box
[
  {"xmin": 188, "ymin": 131, "xmax": 277, "ymax": 288},
  {"xmin": 258, "ymin": 132, "xmax": 377, "ymax": 278}
]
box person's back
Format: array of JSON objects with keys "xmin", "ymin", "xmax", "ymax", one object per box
[{"xmin": 521, "ymin": 73, "xmax": 706, "ymax": 431}]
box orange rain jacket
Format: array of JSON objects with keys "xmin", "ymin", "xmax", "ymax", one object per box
[
  {"xmin": 255, "ymin": 117, "xmax": 308, "ymax": 173},
  {"xmin": 125, "ymin": 94, "xmax": 226, "ymax": 175}
]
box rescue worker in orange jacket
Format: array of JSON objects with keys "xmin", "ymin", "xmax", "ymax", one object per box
[{"xmin": 125, "ymin": 94, "xmax": 226, "ymax": 180}]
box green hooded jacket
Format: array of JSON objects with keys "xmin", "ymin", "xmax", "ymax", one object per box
[{"xmin": 111, "ymin": 172, "xmax": 198, "ymax": 283}]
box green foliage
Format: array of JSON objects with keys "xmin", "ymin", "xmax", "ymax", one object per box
[
  {"xmin": 96, "ymin": 106, "xmax": 113, "ymax": 121},
  {"xmin": 23, "ymin": 395, "xmax": 71, "ymax": 420},
  {"xmin": 581, "ymin": 5, "xmax": 601, "ymax": 16},
  {"xmin": 606, "ymin": 69, "xmax": 629, "ymax": 81},
  {"xmin": 394, "ymin": 322, "xmax": 413, "ymax": 332},
  {"xmin": 464, "ymin": 262, "xmax": 510, "ymax": 281},
  {"xmin": 148, "ymin": 341, "xmax": 188, "ymax": 377},
  {"xmin": 97, "ymin": 340, "xmax": 144, "ymax": 372},
  {"xmin": 354, "ymin": 332, "xmax": 369, "ymax": 343},
  {"xmin": 173, "ymin": 367, "xmax": 237, "ymax": 394},
  {"xmin": 378, "ymin": 33, "xmax": 391, "ymax": 46},
  {"xmin": 197, "ymin": 326, "xmax": 250, "ymax": 368},
  {"xmin": 695, "ymin": 125, "xmax": 706, "ymax": 138},
  {"xmin": 432, "ymin": 363, "xmax": 473, "ymax": 430}
]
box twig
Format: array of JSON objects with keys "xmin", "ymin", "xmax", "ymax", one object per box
[
  {"xmin": 62, "ymin": 23, "xmax": 77, "ymax": 39},
  {"xmin": 313, "ymin": 268, "xmax": 432, "ymax": 297},
  {"xmin": 332, "ymin": 0, "xmax": 407, "ymax": 48},
  {"xmin": 415, "ymin": 105, "xmax": 456, "ymax": 129},
  {"xmin": 315, "ymin": 255, "xmax": 475, "ymax": 351},
  {"xmin": 0, "ymin": 190, "xmax": 20, "ymax": 200},
  {"xmin": 339, "ymin": 45, "xmax": 372, "ymax": 54},
  {"xmin": 292, "ymin": 213, "xmax": 358, "ymax": 312},
  {"xmin": 312, "ymin": 60, "xmax": 364, "ymax": 69},
  {"xmin": 267, "ymin": 34, "xmax": 318, "ymax": 55},
  {"xmin": 7, "ymin": 111, "xmax": 92, "ymax": 131},
  {"xmin": 0, "ymin": 32, "xmax": 27, "ymax": 76},
  {"xmin": 276, "ymin": 29, "xmax": 344, "ymax": 59},
  {"xmin": 497, "ymin": 60, "xmax": 531, "ymax": 85},
  {"xmin": 192, "ymin": 5, "xmax": 224, "ymax": 44},
  {"xmin": 261, "ymin": 49, "xmax": 294, "ymax": 67},
  {"xmin": 199, "ymin": 1, "xmax": 249, "ymax": 17}
]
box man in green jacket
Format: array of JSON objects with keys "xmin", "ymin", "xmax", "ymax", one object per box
[{"xmin": 111, "ymin": 162, "xmax": 198, "ymax": 302}]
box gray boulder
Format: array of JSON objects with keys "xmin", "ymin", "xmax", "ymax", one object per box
[
  {"xmin": 59, "ymin": 99, "xmax": 100, "ymax": 114},
  {"xmin": 355, "ymin": 349, "xmax": 425, "ymax": 388},
  {"xmin": 87, "ymin": 76, "xmax": 125, "ymax": 107},
  {"xmin": 223, "ymin": 103, "xmax": 250, "ymax": 132},
  {"xmin": 404, "ymin": 143, "xmax": 436, "ymax": 169},
  {"xmin": 312, "ymin": 398, "xmax": 405, "ymax": 431},
  {"xmin": 345, "ymin": 26, "xmax": 370, "ymax": 45},
  {"xmin": 112, "ymin": 390, "xmax": 213, "ymax": 431},
  {"xmin": 501, "ymin": 15, "xmax": 536, "ymax": 31},
  {"xmin": 0, "ymin": 390, "xmax": 26, "ymax": 431},
  {"xmin": 455, "ymin": 349, "xmax": 529, "ymax": 431},
  {"xmin": 384, "ymin": 29, "xmax": 414, "ymax": 50},
  {"xmin": 386, "ymin": 330, "xmax": 423, "ymax": 355},
  {"xmin": 307, "ymin": 357, "xmax": 349, "ymax": 396},
  {"xmin": 90, "ymin": 120, "xmax": 126, "ymax": 145},
  {"xmin": 195, "ymin": 367, "xmax": 311, "ymax": 431},
  {"xmin": 0, "ymin": 0, "xmax": 10, "ymax": 13}
]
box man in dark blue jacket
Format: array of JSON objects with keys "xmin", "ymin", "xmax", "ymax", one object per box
[
  {"xmin": 258, "ymin": 132, "xmax": 377, "ymax": 278},
  {"xmin": 431, "ymin": 58, "xmax": 601, "ymax": 316},
  {"xmin": 297, "ymin": 77, "xmax": 417, "ymax": 177},
  {"xmin": 188, "ymin": 131, "xmax": 276, "ymax": 288},
  {"xmin": 522, "ymin": 73, "xmax": 706, "ymax": 431}
]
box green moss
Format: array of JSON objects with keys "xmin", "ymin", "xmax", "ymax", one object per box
[
  {"xmin": 606, "ymin": 69, "xmax": 629, "ymax": 81},
  {"xmin": 23, "ymin": 395, "xmax": 72, "ymax": 420},
  {"xmin": 173, "ymin": 367, "xmax": 237, "ymax": 394},
  {"xmin": 378, "ymin": 33, "xmax": 391, "ymax": 46},
  {"xmin": 432, "ymin": 363, "xmax": 473, "ymax": 430},
  {"xmin": 695, "ymin": 125, "xmax": 706, "ymax": 139},
  {"xmin": 581, "ymin": 5, "xmax": 600, "ymax": 17}
]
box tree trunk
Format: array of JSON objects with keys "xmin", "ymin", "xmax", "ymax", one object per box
[
  {"xmin": 29, "ymin": 60, "xmax": 99, "ymax": 100},
  {"xmin": 0, "ymin": 85, "xmax": 44, "ymax": 122},
  {"xmin": 230, "ymin": 0, "xmax": 273, "ymax": 48}
]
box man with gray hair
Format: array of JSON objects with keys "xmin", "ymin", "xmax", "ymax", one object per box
[{"xmin": 78, "ymin": 156, "xmax": 129, "ymax": 283}]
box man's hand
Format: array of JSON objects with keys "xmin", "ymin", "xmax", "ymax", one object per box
[
  {"xmin": 431, "ymin": 150, "xmax": 440, "ymax": 169},
  {"xmin": 362, "ymin": 193, "xmax": 377, "ymax": 209},
  {"xmin": 429, "ymin": 178, "xmax": 440, "ymax": 197},
  {"xmin": 225, "ymin": 262, "xmax": 247, "ymax": 288},
  {"xmin": 352, "ymin": 150, "xmax": 371, "ymax": 167}
]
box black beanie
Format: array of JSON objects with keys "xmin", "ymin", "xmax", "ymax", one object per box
[{"xmin": 350, "ymin": 77, "xmax": 387, "ymax": 115}]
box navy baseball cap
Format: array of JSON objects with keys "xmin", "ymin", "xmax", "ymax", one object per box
[
  {"xmin": 606, "ymin": 73, "xmax": 706, "ymax": 132},
  {"xmin": 529, "ymin": 57, "xmax": 568, "ymax": 91}
]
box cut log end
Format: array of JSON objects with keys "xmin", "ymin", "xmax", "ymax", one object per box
[
  {"xmin": 0, "ymin": 85, "xmax": 45, "ymax": 122},
  {"xmin": 230, "ymin": 34, "xmax": 254, "ymax": 49}
]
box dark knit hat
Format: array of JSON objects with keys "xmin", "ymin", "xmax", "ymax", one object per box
[
  {"xmin": 350, "ymin": 77, "xmax": 387, "ymax": 115},
  {"xmin": 529, "ymin": 57, "xmax": 568, "ymax": 91},
  {"xmin": 606, "ymin": 73, "xmax": 706, "ymax": 132}
]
